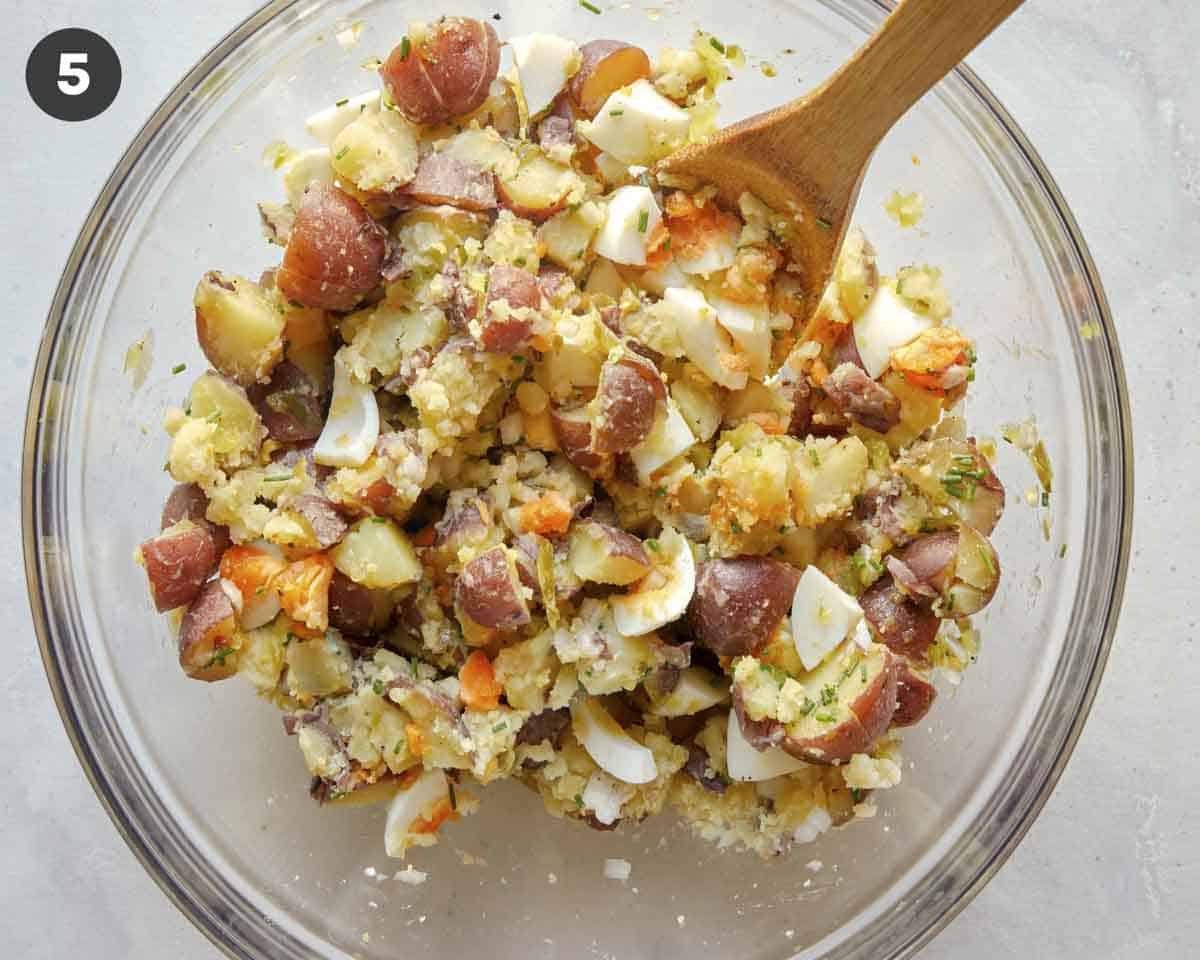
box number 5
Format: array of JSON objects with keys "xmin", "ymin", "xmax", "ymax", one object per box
[{"xmin": 58, "ymin": 52, "xmax": 90, "ymax": 95}]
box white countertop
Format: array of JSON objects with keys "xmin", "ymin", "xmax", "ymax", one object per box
[{"xmin": 2, "ymin": 1, "xmax": 1196, "ymax": 956}]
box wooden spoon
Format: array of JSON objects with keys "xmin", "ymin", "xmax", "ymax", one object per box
[{"xmin": 655, "ymin": 0, "xmax": 1025, "ymax": 305}]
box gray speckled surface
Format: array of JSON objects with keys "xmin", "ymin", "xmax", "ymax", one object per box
[{"xmin": 2, "ymin": 1, "xmax": 1196, "ymax": 956}]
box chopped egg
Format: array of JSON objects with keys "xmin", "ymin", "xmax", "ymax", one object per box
[
  {"xmin": 791, "ymin": 566, "xmax": 864, "ymax": 671},
  {"xmin": 594, "ymin": 185, "xmax": 662, "ymax": 266}
]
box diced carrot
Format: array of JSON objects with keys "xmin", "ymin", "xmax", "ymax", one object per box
[
  {"xmin": 459, "ymin": 649, "xmax": 502, "ymax": 711},
  {"xmin": 519, "ymin": 491, "xmax": 572, "ymax": 537}
]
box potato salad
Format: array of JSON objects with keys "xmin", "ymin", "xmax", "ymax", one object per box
[{"xmin": 137, "ymin": 16, "xmax": 1005, "ymax": 860}]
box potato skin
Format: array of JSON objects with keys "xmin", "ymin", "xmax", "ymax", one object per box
[
  {"xmin": 277, "ymin": 184, "xmax": 386, "ymax": 311},
  {"xmin": 591, "ymin": 360, "xmax": 659, "ymax": 454},
  {"xmin": 892, "ymin": 660, "xmax": 936, "ymax": 727},
  {"xmin": 178, "ymin": 579, "xmax": 239, "ymax": 681},
  {"xmin": 569, "ymin": 40, "xmax": 652, "ymax": 117},
  {"xmin": 688, "ymin": 557, "xmax": 800, "ymax": 657},
  {"xmin": 479, "ymin": 264, "xmax": 541, "ymax": 353},
  {"xmin": 161, "ymin": 484, "xmax": 232, "ymax": 557},
  {"xmin": 455, "ymin": 546, "xmax": 531, "ymax": 631},
  {"xmin": 247, "ymin": 360, "xmax": 326, "ymax": 443},
  {"xmin": 402, "ymin": 153, "xmax": 497, "ymax": 211},
  {"xmin": 381, "ymin": 18, "xmax": 501, "ymax": 126},
  {"xmin": 328, "ymin": 570, "xmax": 394, "ymax": 637},
  {"xmin": 550, "ymin": 406, "xmax": 612, "ymax": 476},
  {"xmin": 140, "ymin": 522, "xmax": 221, "ymax": 612},
  {"xmin": 860, "ymin": 573, "xmax": 939, "ymax": 662}
]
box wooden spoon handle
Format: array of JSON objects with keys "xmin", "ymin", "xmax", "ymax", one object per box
[{"xmin": 812, "ymin": 0, "xmax": 1025, "ymax": 155}]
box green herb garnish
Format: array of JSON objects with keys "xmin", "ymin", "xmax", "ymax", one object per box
[
  {"xmin": 264, "ymin": 474, "xmax": 292, "ymax": 482},
  {"xmin": 819, "ymin": 683, "xmax": 837, "ymax": 706},
  {"xmin": 709, "ymin": 36, "xmax": 726, "ymax": 55},
  {"xmin": 809, "ymin": 448, "xmax": 821, "ymax": 467},
  {"xmin": 579, "ymin": 0, "xmax": 602, "ymax": 12},
  {"xmin": 335, "ymin": 97, "xmax": 349, "ymax": 107},
  {"xmin": 373, "ymin": 679, "xmax": 386, "ymax": 695},
  {"xmin": 574, "ymin": 793, "xmax": 585, "ymax": 808},
  {"xmin": 637, "ymin": 209, "xmax": 649, "ymax": 233},
  {"xmin": 335, "ymin": 145, "xmax": 350, "ymax": 160},
  {"xmin": 399, "ymin": 35, "xmax": 411, "ymax": 60},
  {"xmin": 394, "ymin": 740, "xmax": 404, "ymax": 754},
  {"xmin": 171, "ymin": 363, "xmax": 186, "ymax": 375},
  {"xmin": 1059, "ymin": 543, "xmax": 1068, "ymax": 558},
  {"xmin": 1041, "ymin": 491, "xmax": 1050, "ymax": 507},
  {"xmin": 609, "ymin": 109, "xmax": 624, "ymax": 117},
  {"xmin": 814, "ymin": 710, "xmax": 836, "ymax": 723},
  {"xmin": 977, "ymin": 545, "xmax": 996, "ymax": 576},
  {"xmin": 815, "ymin": 217, "xmax": 832, "ymax": 230},
  {"xmin": 645, "ymin": 538, "xmax": 660, "ymax": 552}
]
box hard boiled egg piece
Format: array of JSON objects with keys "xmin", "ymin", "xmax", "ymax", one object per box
[
  {"xmin": 305, "ymin": 90, "xmax": 380, "ymax": 145},
  {"xmin": 383, "ymin": 768, "xmax": 450, "ymax": 858},
  {"xmin": 629, "ymin": 398, "xmax": 697, "ymax": 481},
  {"xmin": 610, "ymin": 526, "xmax": 696, "ymax": 636},
  {"xmin": 711, "ymin": 296, "xmax": 772, "ymax": 380},
  {"xmin": 511, "ymin": 33, "xmax": 580, "ymax": 117},
  {"xmin": 853, "ymin": 284, "xmax": 935, "ymax": 379},
  {"xmin": 314, "ymin": 359, "xmax": 380, "ymax": 468},
  {"xmin": 791, "ymin": 565, "xmax": 864, "ymax": 671},
  {"xmin": 572, "ymin": 698, "xmax": 658, "ymax": 784},
  {"xmin": 647, "ymin": 666, "xmax": 729, "ymax": 717},
  {"xmin": 664, "ymin": 287, "xmax": 747, "ymax": 390},
  {"xmin": 725, "ymin": 709, "xmax": 807, "ymax": 782},
  {"xmin": 594, "ymin": 185, "xmax": 661, "ymax": 266},
  {"xmin": 580, "ymin": 79, "xmax": 691, "ymax": 166}
]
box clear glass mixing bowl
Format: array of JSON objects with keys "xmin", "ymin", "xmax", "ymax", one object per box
[{"xmin": 23, "ymin": 0, "xmax": 1132, "ymax": 957}]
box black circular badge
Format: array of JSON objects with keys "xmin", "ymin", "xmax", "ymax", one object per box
[{"xmin": 26, "ymin": 28, "xmax": 121, "ymax": 122}]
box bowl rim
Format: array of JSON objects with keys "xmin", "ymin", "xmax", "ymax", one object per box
[{"xmin": 22, "ymin": 1, "xmax": 1134, "ymax": 957}]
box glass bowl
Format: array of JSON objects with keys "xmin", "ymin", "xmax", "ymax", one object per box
[{"xmin": 23, "ymin": 0, "xmax": 1132, "ymax": 957}]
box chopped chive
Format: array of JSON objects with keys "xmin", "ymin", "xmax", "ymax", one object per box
[
  {"xmin": 574, "ymin": 793, "xmax": 585, "ymax": 808},
  {"xmin": 170, "ymin": 362, "xmax": 187, "ymax": 375},
  {"xmin": 371, "ymin": 516, "xmax": 388, "ymax": 524},
  {"xmin": 966, "ymin": 368, "xmax": 976, "ymax": 382},
  {"xmin": 645, "ymin": 538, "xmax": 661, "ymax": 552},
  {"xmin": 335, "ymin": 145, "xmax": 350, "ymax": 160},
  {"xmin": 609, "ymin": 109, "xmax": 625, "ymax": 117},
  {"xmin": 800, "ymin": 697, "xmax": 817, "ymax": 717},
  {"xmin": 394, "ymin": 740, "xmax": 403, "ymax": 754},
  {"xmin": 809, "ymin": 448, "xmax": 821, "ymax": 467},
  {"xmin": 709, "ymin": 37, "xmax": 726, "ymax": 55},
  {"xmin": 263, "ymin": 474, "xmax": 292, "ymax": 482},
  {"xmin": 335, "ymin": 97, "xmax": 349, "ymax": 107},
  {"xmin": 1059, "ymin": 543, "xmax": 1068, "ymax": 558},
  {"xmin": 206, "ymin": 411, "xmax": 221, "ymax": 423},
  {"xmin": 662, "ymin": 236, "xmax": 671, "ymax": 251},
  {"xmin": 399, "ymin": 35, "xmax": 411, "ymax": 60},
  {"xmin": 850, "ymin": 787, "xmax": 863, "ymax": 802},
  {"xmin": 373, "ymin": 679, "xmax": 386, "ymax": 695},
  {"xmin": 814, "ymin": 710, "xmax": 836, "ymax": 723},
  {"xmin": 579, "ymin": 0, "xmax": 602, "ymax": 13},
  {"xmin": 637, "ymin": 209, "xmax": 649, "ymax": 233},
  {"xmin": 977, "ymin": 545, "xmax": 996, "ymax": 576},
  {"xmin": 730, "ymin": 520, "xmax": 743, "ymax": 534},
  {"xmin": 860, "ymin": 664, "xmax": 868, "ymax": 683},
  {"xmin": 492, "ymin": 721, "xmax": 507, "ymax": 732},
  {"xmin": 815, "ymin": 217, "xmax": 832, "ymax": 230}
]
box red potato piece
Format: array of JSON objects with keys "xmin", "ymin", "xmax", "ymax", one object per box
[
  {"xmin": 247, "ymin": 360, "xmax": 326, "ymax": 443},
  {"xmin": 161, "ymin": 484, "xmax": 233, "ymax": 557},
  {"xmin": 479, "ymin": 264, "xmax": 541, "ymax": 353},
  {"xmin": 946, "ymin": 523, "xmax": 1001, "ymax": 616},
  {"xmin": 550, "ymin": 406, "xmax": 612, "ymax": 476},
  {"xmin": 178, "ymin": 579, "xmax": 239, "ymax": 681},
  {"xmin": 569, "ymin": 40, "xmax": 652, "ymax": 117},
  {"xmin": 512, "ymin": 533, "xmax": 546, "ymax": 602},
  {"xmin": 277, "ymin": 184, "xmax": 387, "ymax": 311},
  {"xmin": 537, "ymin": 115, "xmax": 575, "ymax": 153},
  {"xmin": 824, "ymin": 361, "xmax": 901, "ymax": 434},
  {"xmin": 435, "ymin": 497, "xmax": 491, "ymax": 556},
  {"xmin": 381, "ymin": 18, "xmax": 500, "ymax": 126},
  {"xmin": 892, "ymin": 660, "xmax": 937, "ymax": 728},
  {"xmin": 516, "ymin": 706, "xmax": 571, "ymax": 748},
  {"xmin": 568, "ymin": 521, "xmax": 651, "ymax": 585},
  {"xmin": 292, "ymin": 495, "xmax": 350, "ymax": 549},
  {"xmin": 860, "ymin": 573, "xmax": 940, "ymax": 662},
  {"xmin": 402, "ymin": 153, "xmax": 497, "ymax": 211},
  {"xmin": 455, "ymin": 546, "xmax": 531, "ymax": 632},
  {"xmin": 832, "ymin": 324, "xmax": 867, "ymax": 371},
  {"xmin": 140, "ymin": 521, "xmax": 220, "ymax": 612},
  {"xmin": 591, "ymin": 360, "xmax": 659, "ymax": 454},
  {"xmin": 953, "ymin": 441, "xmax": 1006, "ymax": 537},
  {"xmin": 780, "ymin": 644, "xmax": 900, "ymax": 764},
  {"xmin": 773, "ymin": 364, "xmax": 813, "ymax": 438},
  {"xmin": 496, "ymin": 152, "xmax": 577, "ymax": 222},
  {"xmin": 688, "ymin": 557, "xmax": 801, "ymax": 657},
  {"xmin": 328, "ymin": 570, "xmax": 395, "ymax": 637}
]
